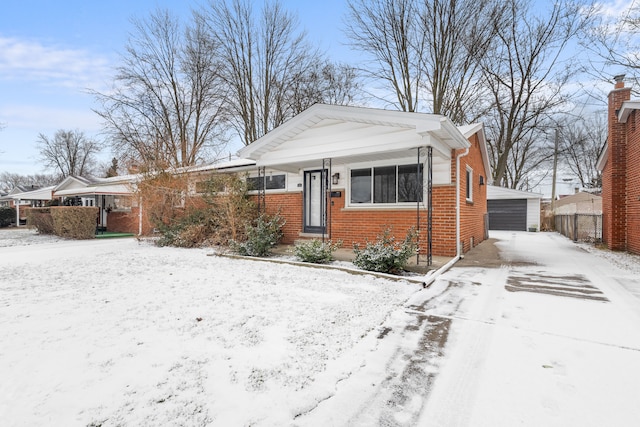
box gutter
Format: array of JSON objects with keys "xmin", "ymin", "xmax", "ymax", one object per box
[{"xmin": 421, "ymin": 147, "xmax": 470, "ymax": 287}]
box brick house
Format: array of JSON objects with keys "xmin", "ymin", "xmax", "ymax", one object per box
[
  {"xmin": 235, "ymin": 104, "xmax": 491, "ymax": 262},
  {"xmin": 597, "ymin": 75, "xmax": 640, "ymax": 254}
]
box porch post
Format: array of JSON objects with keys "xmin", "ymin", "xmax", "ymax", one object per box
[
  {"xmin": 16, "ymin": 199, "xmax": 20, "ymax": 227},
  {"xmin": 257, "ymin": 166, "xmax": 266, "ymax": 214},
  {"xmin": 322, "ymin": 158, "xmax": 332, "ymax": 244},
  {"xmin": 427, "ymin": 147, "xmax": 433, "ymax": 266},
  {"xmin": 416, "ymin": 148, "xmax": 421, "ymax": 265}
]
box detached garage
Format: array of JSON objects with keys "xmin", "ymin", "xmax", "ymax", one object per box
[{"xmin": 487, "ymin": 186, "xmax": 542, "ymax": 231}]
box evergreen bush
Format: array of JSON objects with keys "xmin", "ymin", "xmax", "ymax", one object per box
[
  {"xmin": 293, "ymin": 239, "xmax": 342, "ymax": 264},
  {"xmin": 353, "ymin": 228, "xmax": 418, "ymax": 274},
  {"xmin": 230, "ymin": 213, "xmax": 285, "ymax": 257},
  {"xmin": 0, "ymin": 207, "xmax": 16, "ymax": 227}
]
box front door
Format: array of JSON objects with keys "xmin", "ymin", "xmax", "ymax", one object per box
[{"xmin": 304, "ymin": 170, "xmax": 326, "ymax": 233}]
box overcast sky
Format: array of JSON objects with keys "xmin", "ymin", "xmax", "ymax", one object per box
[{"xmin": 0, "ymin": 0, "xmax": 350, "ymax": 176}]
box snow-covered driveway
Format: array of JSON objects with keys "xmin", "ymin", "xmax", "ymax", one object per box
[
  {"xmin": 0, "ymin": 229, "xmax": 420, "ymax": 426},
  {"xmin": 299, "ymin": 231, "xmax": 640, "ymax": 426}
]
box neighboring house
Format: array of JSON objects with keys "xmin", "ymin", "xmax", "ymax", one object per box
[
  {"xmin": 235, "ymin": 104, "xmax": 491, "ymax": 260},
  {"xmin": 53, "ymin": 175, "xmax": 142, "ymax": 234},
  {"xmin": 553, "ymin": 191, "xmax": 602, "ymax": 215},
  {"xmin": 597, "ymin": 75, "xmax": 640, "ymax": 254},
  {"xmin": 486, "ymin": 186, "xmax": 542, "ymax": 231},
  {"xmin": 0, "ymin": 185, "xmax": 54, "ymax": 224}
]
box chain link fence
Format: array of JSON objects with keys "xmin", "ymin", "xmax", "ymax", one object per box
[{"xmin": 554, "ymin": 214, "xmax": 602, "ymax": 243}]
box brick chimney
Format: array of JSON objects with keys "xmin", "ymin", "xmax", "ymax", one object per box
[{"xmin": 604, "ymin": 74, "xmax": 631, "ymax": 250}]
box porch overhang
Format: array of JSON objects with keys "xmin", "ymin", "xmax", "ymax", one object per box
[
  {"xmin": 238, "ymin": 104, "xmax": 470, "ymax": 173},
  {"xmin": 53, "ymin": 184, "xmax": 133, "ymax": 198}
]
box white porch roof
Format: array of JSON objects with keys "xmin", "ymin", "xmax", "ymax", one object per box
[
  {"xmin": 54, "ymin": 184, "xmax": 132, "ymax": 197},
  {"xmin": 53, "ymin": 175, "xmax": 135, "ymax": 198},
  {"xmin": 238, "ymin": 104, "xmax": 471, "ymax": 172},
  {"xmin": 3, "ymin": 185, "xmax": 54, "ymax": 201}
]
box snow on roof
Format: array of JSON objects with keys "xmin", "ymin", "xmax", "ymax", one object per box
[{"xmin": 487, "ymin": 185, "xmax": 543, "ymax": 200}]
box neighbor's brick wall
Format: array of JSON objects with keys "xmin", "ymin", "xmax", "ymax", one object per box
[
  {"xmin": 603, "ymin": 84, "xmax": 631, "ymax": 251},
  {"xmin": 626, "ymin": 109, "xmax": 640, "ymax": 254}
]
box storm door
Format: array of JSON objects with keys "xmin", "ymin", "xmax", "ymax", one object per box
[{"xmin": 303, "ymin": 169, "xmax": 327, "ymax": 233}]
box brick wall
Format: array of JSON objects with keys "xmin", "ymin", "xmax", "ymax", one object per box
[
  {"xmin": 459, "ymin": 133, "xmax": 488, "ymax": 252},
  {"xmin": 260, "ymin": 135, "xmax": 488, "ymax": 258},
  {"xmin": 626, "ymin": 109, "xmax": 640, "ymax": 253},
  {"xmin": 603, "ymin": 82, "xmax": 631, "ymax": 250}
]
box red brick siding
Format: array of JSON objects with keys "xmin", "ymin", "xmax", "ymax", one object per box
[
  {"xmin": 626, "ymin": 109, "xmax": 640, "ymax": 253},
  {"xmin": 260, "ymin": 135, "xmax": 488, "ymax": 258},
  {"xmin": 603, "ymin": 85, "xmax": 631, "ymax": 251},
  {"xmin": 458, "ymin": 133, "xmax": 488, "ymax": 253}
]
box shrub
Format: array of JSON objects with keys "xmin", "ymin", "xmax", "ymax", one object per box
[
  {"xmin": 50, "ymin": 206, "xmax": 99, "ymax": 239},
  {"xmin": 0, "ymin": 207, "xmax": 16, "ymax": 227},
  {"xmin": 353, "ymin": 227, "xmax": 418, "ymax": 274},
  {"xmin": 26, "ymin": 208, "xmax": 55, "ymax": 234},
  {"xmin": 293, "ymin": 239, "xmax": 342, "ymax": 264},
  {"xmin": 230, "ymin": 213, "xmax": 285, "ymax": 257},
  {"xmin": 151, "ymin": 174, "xmax": 257, "ymax": 248}
]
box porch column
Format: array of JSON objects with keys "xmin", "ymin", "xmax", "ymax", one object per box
[
  {"xmin": 427, "ymin": 147, "xmax": 433, "ymax": 266},
  {"xmin": 16, "ymin": 199, "xmax": 20, "ymax": 227}
]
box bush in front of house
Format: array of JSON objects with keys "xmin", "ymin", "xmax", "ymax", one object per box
[
  {"xmin": 230, "ymin": 213, "xmax": 285, "ymax": 257},
  {"xmin": 26, "ymin": 208, "xmax": 54, "ymax": 234},
  {"xmin": 353, "ymin": 227, "xmax": 418, "ymax": 274},
  {"xmin": 156, "ymin": 210, "xmax": 217, "ymax": 248},
  {"xmin": 50, "ymin": 206, "xmax": 99, "ymax": 239},
  {"xmin": 0, "ymin": 207, "xmax": 16, "ymax": 227},
  {"xmin": 293, "ymin": 239, "xmax": 342, "ymax": 264}
]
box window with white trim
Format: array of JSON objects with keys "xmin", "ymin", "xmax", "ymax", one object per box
[
  {"xmin": 466, "ymin": 166, "xmax": 473, "ymax": 202},
  {"xmin": 350, "ymin": 163, "xmax": 423, "ymax": 204}
]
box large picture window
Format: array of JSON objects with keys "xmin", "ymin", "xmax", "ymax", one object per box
[
  {"xmin": 247, "ymin": 174, "xmax": 286, "ymax": 191},
  {"xmin": 350, "ymin": 163, "xmax": 423, "ymax": 204}
]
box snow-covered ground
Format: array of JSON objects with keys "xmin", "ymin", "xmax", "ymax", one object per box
[
  {"xmin": 3, "ymin": 228, "xmax": 640, "ymax": 426},
  {"xmin": 298, "ymin": 230, "xmax": 640, "ymax": 426},
  {"xmin": 0, "ymin": 228, "xmax": 420, "ymax": 426}
]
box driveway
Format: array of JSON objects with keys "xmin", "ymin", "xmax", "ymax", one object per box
[{"xmin": 298, "ymin": 231, "xmax": 640, "ymax": 426}]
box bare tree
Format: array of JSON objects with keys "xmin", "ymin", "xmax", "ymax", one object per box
[
  {"xmin": 283, "ymin": 60, "xmax": 361, "ymax": 116},
  {"xmin": 481, "ymin": 0, "xmax": 593, "ymax": 188},
  {"xmin": 37, "ymin": 129, "xmax": 101, "ymax": 178},
  {"xmin": 558, "ymin": 112, "xmax": 606, "ymax": 189},
  {"xmin": 584, "ymin": 2, "xmax": 640, "ymax": 91},
  {"xmin": 93, "ymin": 9, "xmax": 227, "ymax": 170},
  {"xmin": 200, "ymin": 0, "xmax": 325, "ymax": 145},
  {"xmin": 419, "ymin": 0, "xmax": 503, "ymax": 124},
  {"xmin": 345, "ymin": 0, "xmax": 424, "ymax": 112},
  {"xmin": 0, "ymin": 172, "xmax": 57, "ymax": 191}
]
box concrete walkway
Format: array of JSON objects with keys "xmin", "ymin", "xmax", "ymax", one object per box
[{"xmin": 297, "ymin": 231, "xmax": 640, "ymax": 426}]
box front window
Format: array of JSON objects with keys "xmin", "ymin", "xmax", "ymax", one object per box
[
  {"xmin": 350, "ymin": 163, "xmax": 423, "ymax": 204},
  {"xmin": 247, "ymin": 174, "xmax": 286, "ymax": 191}
]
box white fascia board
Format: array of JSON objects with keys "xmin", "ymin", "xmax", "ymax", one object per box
[
  {"xmin": 596, "ymin": 141, "xmax": 608, "ymax": 172},
  {"xmin": 618, "ymin": 100, "xmax": 640, "ymax": 123},
  {"xmin": 459, "ymin": 122, "xmax": 492, "ymax": 179}
]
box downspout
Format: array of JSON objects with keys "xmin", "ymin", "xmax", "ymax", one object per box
[
  {"xmin": 422, "ymin": 147, "xmax": 469, "ymax": 287},
  {"xmin": 138, "ymin": 197, "xmax": 143, "ymax": 236},
  {"xmin": 456, "ymin": 147, "xmax": 470, "ymax": 259}
]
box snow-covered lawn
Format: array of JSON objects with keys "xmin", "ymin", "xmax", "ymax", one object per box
[{"xmin": 0, "ymin": 228, "xmax": 420, "ymax": 426}]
